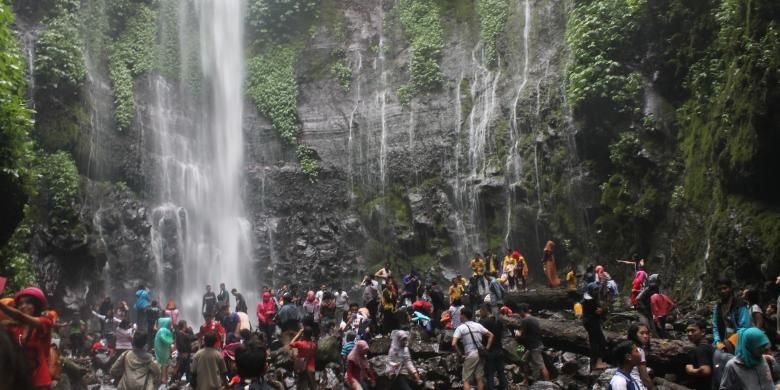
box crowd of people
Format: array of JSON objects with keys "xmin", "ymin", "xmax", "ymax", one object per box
[{"xmin": 1, "ymin": 241, "xmax": 780, "ymax": 390}]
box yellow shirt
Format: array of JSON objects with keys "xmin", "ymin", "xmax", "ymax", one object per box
[
  {"xmin": 448, "ymin": 285, "xmax": 463, "ymax": 302},
  {"xmin": 566, "ymin": 271, "xmax": 577, "ymax": 291},
  {"xmin": 471, "ymin": 258, "xmax": 486, "ymax": 277},
  {"xmin": 503, "ymin": 256, "xmax": 517, "ymax": 273}
]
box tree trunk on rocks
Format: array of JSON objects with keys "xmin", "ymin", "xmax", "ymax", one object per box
[
  {"xmin": 501, "ymin": 315, "xmax": 693, "ymax": 375},
  {"xmin": 503, "ymin": 288, "xmax": 576, "ymax": 311}
]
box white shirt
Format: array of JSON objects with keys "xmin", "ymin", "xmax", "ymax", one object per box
[
  {"xmin": 630, "ymin": 347, "xmax": 648, "ymax": 390},
  {"xmin": 335, "ymin": 291, "xmax": 349, "ymax": 310},
  {"xmin": 610, "ymin": 370, "xmax": 640, "ymax": 390},
  {"xmin": 453, "ymin": 321, "xmax": 488, "ymax": 355}
]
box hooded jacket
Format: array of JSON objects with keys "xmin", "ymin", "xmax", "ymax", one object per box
[
  {"xmin": 110, "ymin": 348, "xmax": 161, "ymax": 390},
  {"xmin": 712, "ymin": 295, "xmax": 751, "ymax": 345}
]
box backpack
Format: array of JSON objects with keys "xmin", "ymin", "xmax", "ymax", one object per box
[{"xmin": 608, "ymin": 371, "xmax": 640, "ymax": 390}]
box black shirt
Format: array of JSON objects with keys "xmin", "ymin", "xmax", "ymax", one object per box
[
  {"xmin": 203, "ymin": 292, "xmax": 217, "ymax": 314},
  {"xmin": 518, "ymin": 315, "xmax": 543, "ymax": 349},
  {"xmin": 234, "ymin": 293, "xmax": 248, "ymax": 313},
  {"xmin": 687, "ymin": 342, "xmax": 714, "ymax": 390},
  {"xmin": 479, "ymin": 316, "xmax": 503, "ymax": 351}
]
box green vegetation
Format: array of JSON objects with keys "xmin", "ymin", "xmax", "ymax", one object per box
[
  {"xmin": 246, "ymin": 1, "xmax": 323, "ymax": 179},
  {"xmin": 108, "ymin": 5, "xmax": 157, "ymax": 130},
  {"xmin": 477, "ymin": 0, "xmax": 509, "ymax": 67},
  {"xmin": 566, "ymin": 0, "xmax": 645, "ymax": 116},
  {"xmin": 34, "ymin": 6, "xmax": 86, "ymax": 95},
  {"xmin": 247, "ymin": 0, "xmax": 319, "ymax": 45},
  {"xmin": 0, "ymin": 206, "xmax": 36, "ymax": 294},
  {"xmin": 246, "ymin": 47, "xmax": 299, "ymax": 144},
  {"xmin": 32, "ymin": 152, "xmax": 85, "ymax": 238},
  {"xmin": 330, "ymin": 48, "xmax": 351, "ymax": 90},
  {"xmin": 0, "ymin": 0, "xmax": 35, "ymax": 247},
  {"xmin": 397, "ymin": 0, "xmax": 443, "ymax": 104}
]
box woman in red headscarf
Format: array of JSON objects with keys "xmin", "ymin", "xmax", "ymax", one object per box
[
  {"xmin": 0, "ymin": 287, "xmax": 53, "ymax": 389},
  {"xmin": 543, "ymin": 240, "xmax": 561, "ymax": 288}
]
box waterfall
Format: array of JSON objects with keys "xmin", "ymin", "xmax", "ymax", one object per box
[
  {"xmin": 505, "ymin": 0, "xmax": 532, "ymax": 246},
  {"xmin": 149, "ymin": 0, "xmax": 253, "ymax": 323},
  {"xmin": 378, "ymin": 18, "xmax": 388, "ymax": 193},
  {"xmin": 450, "ymin": 48, "xmax": 501, "ymax": 267},
  {"xmin": 347, "ymin": 50, "xmax": 363, "ymax": 199}
]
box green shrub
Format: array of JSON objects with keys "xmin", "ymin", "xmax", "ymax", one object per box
[
  {"xmin": 246, "ymin": 47, "xmax": 299, "ymax": 144},
  {"xmin": 34, "ymin": 10, "xmax": 86, "ymax": 94},
  {"xmin": 476, "ymin": 0, "xmax": 509, "ymax": 67},
  {"xmin": 397, "ymin": 0, "xmax": 443, "ymax": 103},
  {"xmin": 296, "ymin": 144, "xmax": 319, "ymax": 180}
]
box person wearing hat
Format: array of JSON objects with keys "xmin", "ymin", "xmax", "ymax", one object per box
[{"xmin": 0, "ymin": 287, "xmax": 53, "ymax": 388}]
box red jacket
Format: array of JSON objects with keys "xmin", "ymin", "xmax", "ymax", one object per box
[
  {"xmin": 650, "ymin": 293, "xmax": 675, "ymax": 319},
  {"xmin": 256, "ymin": 299, "xmax": 277, "ymax": 325}
]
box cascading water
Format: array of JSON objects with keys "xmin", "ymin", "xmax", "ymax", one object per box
[
  {"xmin": 149, "ymin": 0, "xmax": 254, "ymax": 323},
  {"xmin": 450, "ymin": 48, "xmax": 501, "ymax": 267},
  {"xmin": 505, "ymin": 0, "xmax": 532, "ymax": 246}
]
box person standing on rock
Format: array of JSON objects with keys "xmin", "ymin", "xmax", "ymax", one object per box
[
  {"xmin": 231, "ymin": 289, "xmax": 248, "ymax": 314},
  {"xmin": 712, "ymin": 278, "xmax": 750, "ymax": 351},
  {"xmin": 334, "ymin": 287, "xmax": 350, "ymax": 323},
  {"xmin": 452, "ymin": 307, "xmax": 494, "ymax": 390},
  {"xmin": 478, "ymin": 303, "xmax": 507, "ymax": 390},
  {"xmin": 288, "ymin": 326, "xmax": 318, "ymax": 390},
  {"xmin": 381, "ymin": 281, "xmax": 398, "ymax": 334},
  {"xmin": 134, "ymin": 285, "xmax": 151, "ymax": 332},
  {"xmin": 345, "ymin": 339, "xmax": 374, "ymax": 390},
  {"xmin": 542, "ymin": 240, "xmax": 561, "ymax": 288},
  {"xmin": 582, "ymin": 283, "xmax": 609, "ymax": 369},
  {"xmin": 256, "ymin": 292, "xmax": 277, "ymax": 342},
  {"xmin": 276, "ymin": 293, "xmax": 302, "ymax": 335},
  {"xmin": 375, "ymin": 262, "xmax": 392, "ymax": 285},
  {"xmin": 202, "ymin": 285, "xmax": 218, "ymax": 322},
  {"xmin": 217, "ymin": 283, "xmax": 230, "ymax": 311}
]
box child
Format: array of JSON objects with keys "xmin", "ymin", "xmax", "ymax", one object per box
[
  {"xmin": 627, "ymin": 323, "xmax": 654, "ymax": 389},
  {"xmin": 609, "ymin": 341, "xmax": 643, "ymax": 390}
]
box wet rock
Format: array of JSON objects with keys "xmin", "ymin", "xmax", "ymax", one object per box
[{"xmin": 316, "ymin": 335, "xmax": 342, "ymax": 368}]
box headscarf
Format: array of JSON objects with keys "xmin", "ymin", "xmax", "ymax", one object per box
[
  {"xmin": 735, "ymin": 327, "xmax": 769, "ymax": 368},
  {"xmin": 154, "ymin": 317, "xmax": 174, "ymax": 355},
  {"xmin": 388, "ymin": 330, "xmax": 412, "ymax": 375},
  {"xmin": 348, "ymin": 340, "xmax": 370, "ymax": 370},
  {"xmin": 544, "ymin": 241, "xmax": 555, "ymax": 255},
  {"xmin": 512, "ymin": 251, "xmax": 522, "ymax": 259}
]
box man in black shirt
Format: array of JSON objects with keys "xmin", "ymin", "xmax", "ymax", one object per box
[
  {"xmin": 685, "ymin": 318, "xmax": 713, "ymax": 390},
  {"xmin": 516, "ymin": 303, "xmax": 548, "ymax": 384},
  {"xmin": 231, "ymin": 288, "xmax": 248, "ymax": 313},
  {"xmin": 479, "ymin": 303, "xmax": 507, "ymax": 390},
  {"xmin": 202, "ymin": 285, "xmax": 217, "ymax": 321},
  {"xmin": 217, "ymin": 282, "xmax": 230, "ymax": 310}
]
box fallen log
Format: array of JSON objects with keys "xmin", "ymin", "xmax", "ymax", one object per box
[
  {"xmin": 503, "ymin": 288, "xmax": 576, "ymax": 311},
  {"xmin": 501, "ymin": 315, "xmax": 693, "ymax": 375}
]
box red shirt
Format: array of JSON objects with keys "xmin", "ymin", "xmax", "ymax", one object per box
[
  {"xmin": 290, "ymin": 340, "xmax": 317, "ymax": 371},
  {"xmin": 199, "ymin": 321, "xmax": 226, "ymax": 348},
  {"xmin": 412, "ymin": 300, "xmax": 432, "ymax": 315},
  {"xmin": 650, "ymin": 293, "xmax": 675, "ymax": 319},
  {"xmin": 8, "ymin": 316, "xmax": 53, "ymax": 387}
]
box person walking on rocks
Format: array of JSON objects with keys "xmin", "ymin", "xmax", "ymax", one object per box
[
  {"xmin": 387, "ymin": 330, "xmax": 422, "ymax": 390},
  {"xmin": 191, "ymin": 332, "xmax": 228, "ymax": 390},
  {"xmin": 345, "ymin": 340, "xmax": 374, "ymax": 390},
  {"xmin": 515, "ymin": 303, "xmax": 549, "ymax": 384},
  {"xmin": 479, "ymin": 303, "xmax": 507, "ymax": 390},
  {"xmin": 289, "ymin": 327, "xmax": 318, "ymax": 390},
  {"xmin": 232, "ymin": 288, "xmax": 248, "ymax": 314},
  {"xmin": 110, "ymin": 331, "xmax": 160, "ymax": 390},
  {"xmin": 452, "ymin": 308, "xmax": 495, "ymax": 390}
]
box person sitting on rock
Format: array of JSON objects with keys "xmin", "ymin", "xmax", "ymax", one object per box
[{"xmin": 609, "ymin": 340, "xmax": 643, "ymax": 390}]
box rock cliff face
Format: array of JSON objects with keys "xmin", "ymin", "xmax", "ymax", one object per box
[{"xmin": 7, "ymin": 0, "xmax": 779, "ymax": 311}]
